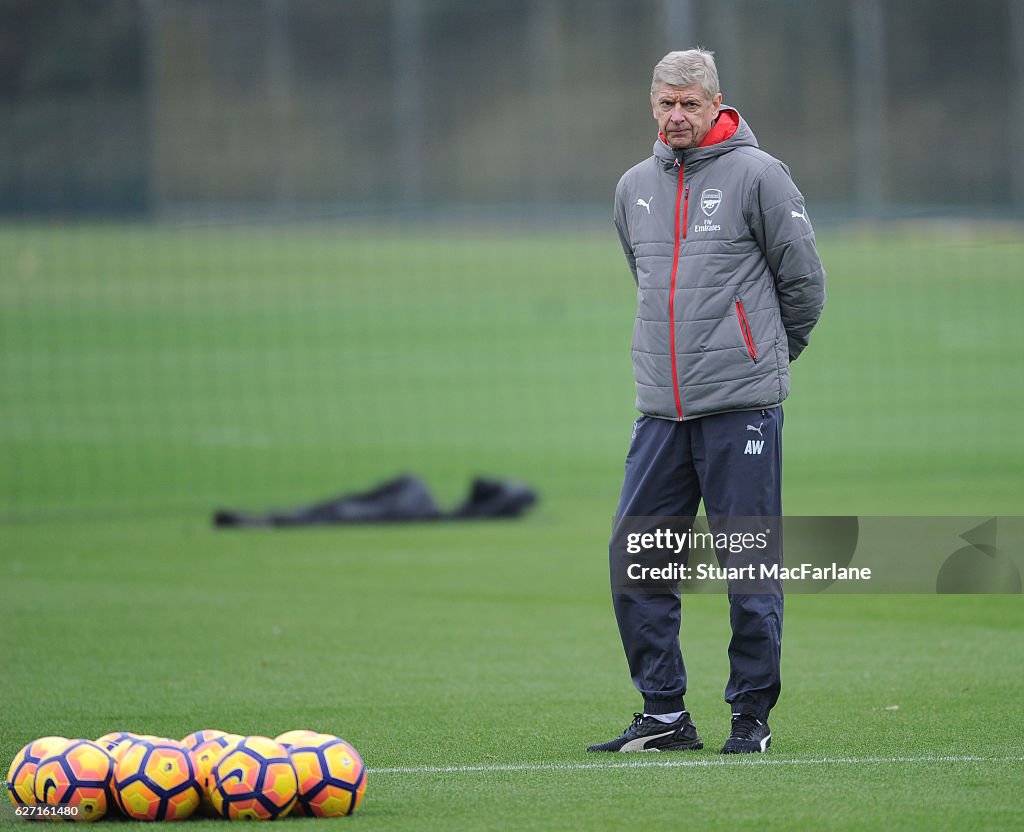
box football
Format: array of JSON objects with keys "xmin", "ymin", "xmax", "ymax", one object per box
[
  {"xmin": 113, "ymin": 738, "xmax": 201, "ymax": 821},
  {"xmin": 6, "ymin": 736, "xmax": 72, "ymax": 808},
  {"xmin": 209, "ymin": 736, "xmax": 298, "ymax": 820},
  {"xmin": 273, "ymin": 729, "xmax": 321, "ymax": 749},
  {"xmin": 32, "ymin": 739, "xmax": 114, "ymax": 822},
  {"xmin": 191, "ymin": 732, "xmax": 244, "ymax": 816},
  {"xmin": 95, "ymin": 731, "xmax": 137, "ymax": 747},
  {"xmin": 94, "ymin": 732, "xmax": 139, "ymax": 762},
  {"xmin": 288, "ymin": 733, "xmax": 367, "ymax": 817},
  {"xmin": 181, "ymin": 729, "xmax": 227, "ymax": 751}
]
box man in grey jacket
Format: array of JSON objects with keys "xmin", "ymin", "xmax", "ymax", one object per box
[{"xmin": 588, "ymin": 49, "xmax": 825, "ymax": 754}]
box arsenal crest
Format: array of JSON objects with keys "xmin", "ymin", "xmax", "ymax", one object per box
[{"xmin": 700, "ymin": 189, "xmax": 722, "ymax": 217}]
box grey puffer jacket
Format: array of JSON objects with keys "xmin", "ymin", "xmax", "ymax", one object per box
[{"xmin": 613, "ymin": 107, "xmax": 825, "ymax": 421}]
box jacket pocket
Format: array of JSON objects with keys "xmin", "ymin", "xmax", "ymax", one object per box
[{"xmin": 734, "ymin": 296, "xmax": 758, "ymax": 362}]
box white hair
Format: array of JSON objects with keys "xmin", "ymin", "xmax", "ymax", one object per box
[{"xmin": 650, "ymin": 48, "xmax": 720, "ymax": 100}]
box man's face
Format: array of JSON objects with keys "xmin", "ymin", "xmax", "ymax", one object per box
[{"xmin": 651, "ymin": 83, "xmax": 723, "ymax": 150}]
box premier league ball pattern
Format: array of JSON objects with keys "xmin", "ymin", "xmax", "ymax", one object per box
[
  {"xmin": 6, "ymin": 729, "xmax": 366, "ymax": 821},
  {"xmin": 191, "ymin": 733, "xmax": 245, "ymax": 817},
  {"xmin": 113, "ymin": 739, "xmax": 202, "ymax": 821},
  {"xmin": 32, "ymin": 739, "xmax": 115, "ymax": 822},
  {"xmin": 208, "ymin": 737, "xmax": 298, "ymax": 821},
  {"xmin": 288, "ymin": 733, "xmax": 367, "ymax": 817},
  {"xmin": 6, "ymin": 736, "xmax": 73, "ymax": 809}
]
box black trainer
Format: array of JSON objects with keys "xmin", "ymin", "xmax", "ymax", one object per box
[
  {"xmin": 720, "ymin": 713, "xmax": 771, "ymax": 753},
  {"xmin": 587, "ymin": 712, "xmax": 704, "ymax": 752}
]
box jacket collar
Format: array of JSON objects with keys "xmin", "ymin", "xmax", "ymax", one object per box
[{"xmin": 654, "ymin": 107, "xmax": 754, "ymax": 171}]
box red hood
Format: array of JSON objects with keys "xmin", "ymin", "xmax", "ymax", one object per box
[{"xmin": 698, "ymin": 109, "xmax": 739, "ymax": 146}]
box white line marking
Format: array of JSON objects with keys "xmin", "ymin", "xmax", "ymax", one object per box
[{"xmin": 370, "ymin": 754, "xmax": 1024, "ymax": 775}]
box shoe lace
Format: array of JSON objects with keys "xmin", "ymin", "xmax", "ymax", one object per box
[
  {"xmin": 729, "ymin": 714, "xmax": 762, "ymax": 740},
  {"xmin": 629, "ymin": 713, "xmax": 646, "ymax": 729}
]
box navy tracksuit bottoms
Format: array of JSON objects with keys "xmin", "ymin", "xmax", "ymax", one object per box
[{"xmin": 609, "ymin": 406, "xmax": 783, "ymax": 721}]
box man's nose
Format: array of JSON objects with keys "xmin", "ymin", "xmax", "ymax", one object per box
[{"xmin": 670, "ymin": 106, "xmax": 686, "ymax": 122}]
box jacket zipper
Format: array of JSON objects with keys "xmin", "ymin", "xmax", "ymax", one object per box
[
  {"xmin": 682, "ymin": 185, "xmax": 689, "ymax": 240},
  {"xmin": 734, "ymin": 297, "xmax": 758, "ymax": 361},
  {"xmin": 668, "ymin": 163, "xmax": 686, "ymax": 420}
]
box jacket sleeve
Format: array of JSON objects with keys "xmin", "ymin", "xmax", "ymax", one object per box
[
  {"xmin": 750, "ymin": 162, "xmax": 826, "ymax": 361},
  {"xmin": 613, "ymin": 175, "xmax": 639, "ymax": 285}
]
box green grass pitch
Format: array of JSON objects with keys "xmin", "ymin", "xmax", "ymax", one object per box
[{"xmin": 1, "ymin": 221, "xmax": 1023, "ymax": 829}]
